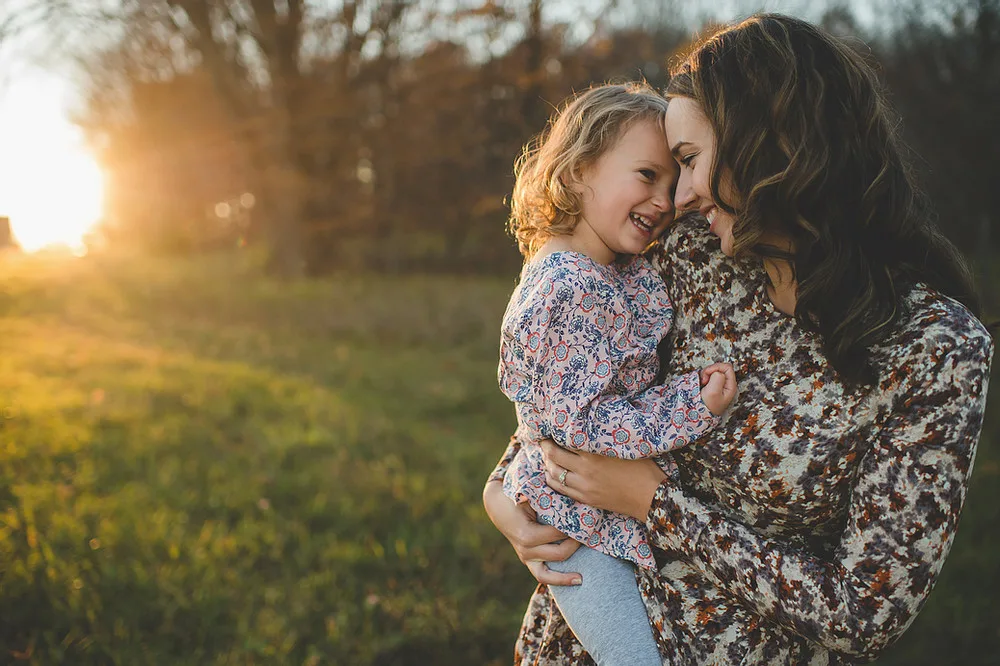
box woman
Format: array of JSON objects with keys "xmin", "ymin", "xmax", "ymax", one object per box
[{"xmin": 483, "ymin": 14, "xmax": 993, "ymax": 665}]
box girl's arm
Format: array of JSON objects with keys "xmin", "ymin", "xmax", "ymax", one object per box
[{"xmin": 548, "ymin": 336, "xmax": 992, "ymax": 661}]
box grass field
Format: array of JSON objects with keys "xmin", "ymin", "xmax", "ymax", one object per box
[{"xmin": 0, "ymin": 250, "xmax": 996, "ymax": 664}]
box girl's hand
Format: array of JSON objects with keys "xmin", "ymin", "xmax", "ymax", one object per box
[
  {"xmin": 540, "ymin": 440, "xmax": 667, "ymax": 520},
  {"xmin": 482, "ymin": 480, "xmax": 582, "ymax": 586},
  {"xmin": 699, "ymin": 362, "xmax": 738, "ymax": 416}
]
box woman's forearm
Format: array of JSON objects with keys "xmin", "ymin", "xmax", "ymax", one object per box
[
  {"xmin": 538, "ymin": 440, "xmax": 666, "ymax": 520},
  {"xmin": 647, "ymin": 483, "xmax": 907, "ymax": 659},
  {"xmin": 483, "ymin": 455, "xmax": 582, "ymax": 585}
]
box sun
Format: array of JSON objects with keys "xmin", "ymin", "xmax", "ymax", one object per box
[
  {"xmin": 0, "ymin": 72, "xmax": 104, "ymax": 254},
  {"xmin": 2, "ymin": 145, "xmax": 104, "ymax": 253}
]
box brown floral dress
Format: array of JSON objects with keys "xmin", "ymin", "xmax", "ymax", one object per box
[{"xmin": 489, "ymin": 219, "xmax": 993, "ymax": 665}]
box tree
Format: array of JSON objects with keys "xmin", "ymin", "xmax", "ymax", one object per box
[
  {"xmin": 874, "ymin": 0, "xmax": 1000, "ymax": 306},
  {"xmin": 64, "ymin": 0, "xmax": 421, "ymax": 275},
  {"xmin": 76, "ymin": 48, "xmax": 249, "ymax": 253}
]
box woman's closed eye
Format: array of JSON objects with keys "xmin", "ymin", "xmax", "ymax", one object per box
[
  {"xmin": 638, "ymin": 168, "xmax": 657, "ymax": 181},
  {"xmin": 679, "ymin": 153, "xmax": 698, "ymax": 168}
]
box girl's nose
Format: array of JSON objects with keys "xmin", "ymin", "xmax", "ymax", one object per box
[
  {"xmin": 651, "ymin": 189, "xmax": 673, "ymax": 216},
  {"xmin": 674, "ymin": 171, "xmax": 696, "ymax": 212}
]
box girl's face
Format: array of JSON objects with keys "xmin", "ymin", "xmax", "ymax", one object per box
[
  {"xmin": 665, "ymin": 97, "xmax": 736, "ymax": 257},
  {"xmin": 572, "ymin": 118, "xmax": 677, "ymax": 264}
]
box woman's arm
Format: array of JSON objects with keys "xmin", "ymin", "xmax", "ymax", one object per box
[
  {"xmin": 547, "ymin": 340, "xmax": 992, "ymax": 661},
  {"xmin": 484, "ymin": 437, "xmax": 581, "ymax": 585}
]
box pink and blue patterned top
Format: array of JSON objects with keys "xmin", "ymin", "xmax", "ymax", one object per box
[{"xmin": 498, "ymin": 250, "xmax": 718, "ymax": 569}]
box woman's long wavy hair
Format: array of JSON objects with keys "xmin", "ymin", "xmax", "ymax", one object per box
[
  {"xmin": 666, "ymin": 13, "xmax": 981, "ymax": 386},
  {"xmin": 509, "ymin": 83, "xmax": 669, "ymax": 260}
]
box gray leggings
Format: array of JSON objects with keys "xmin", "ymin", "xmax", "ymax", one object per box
[{"xmin": 547, "ymin": 545, "xmax": 663, "ymax": 666}]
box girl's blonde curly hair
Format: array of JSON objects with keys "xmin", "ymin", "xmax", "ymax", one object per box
[{"xmin": 508, "ymin": 82, "xmax": 669, "ymax": 260}]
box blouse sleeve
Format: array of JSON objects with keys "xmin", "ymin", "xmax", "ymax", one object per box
[
  {"xmin": 645, "ymin": 335, "xmax": 992, "ymax": 660},
  {"xmin": 503, "ymin": 261, "xmax": 717, "ymax": 459},
  {"xmin": 645, "ymin": 216, "xmax": 712, "ymax": 319}
]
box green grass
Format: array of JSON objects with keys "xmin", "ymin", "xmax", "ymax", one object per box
[
  {"xmin": 0, "ymin": 249, "xmax": 995, "ymax": 664},
  {"xmin": 0, "ymin": 250, "xmax": 528, "ymax": 664}
]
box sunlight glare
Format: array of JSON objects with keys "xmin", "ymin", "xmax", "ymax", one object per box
[{"xmin": 0, "ymin": 72, "xmax": 104, "ymax": 254}]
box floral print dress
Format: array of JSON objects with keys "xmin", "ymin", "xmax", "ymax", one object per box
[
  {"xmin": 489, "ymin": 220, "xmax": 993, "ymax": 665},
  {"xmin": 499, "ymin": 251, "xmax": 717, "ymax": 570}
]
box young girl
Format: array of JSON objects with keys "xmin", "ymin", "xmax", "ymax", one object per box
[{"xmin": 498, "ymin": 83, "xmax": 737, "ymax": 665}]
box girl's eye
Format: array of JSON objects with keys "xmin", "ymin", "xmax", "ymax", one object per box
[
  {"xmin": 639, "ymin": 169, "xmax": 656, "ymax": 180},
  {"xmin": 680, "ymin": 153, "xmax": 697, "ymax": 167}
]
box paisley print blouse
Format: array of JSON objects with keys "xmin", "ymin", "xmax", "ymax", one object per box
[
  {"xmin": 488, "ymin": 219, "xmax": 993, "ymax": 665},
  {"xmin": 499, "ymin": 251, "xmax": 717, "ymax": 569}
]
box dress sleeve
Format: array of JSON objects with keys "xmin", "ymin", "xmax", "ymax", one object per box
[
  {"xmin": 507, "ymin": 261, "xmax": 717, "ymax": 459},
  {"xmin": 645, "ymin": 336, "xmax": 992, "ymax": 660}
]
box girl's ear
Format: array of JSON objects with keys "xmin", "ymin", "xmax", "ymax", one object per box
[
  {"xmin": 551, "ymin": 164, "xmax": 586, "ymax": 217},
  {"xmin": 562, "ymin": 163, "xmax": 588, "ymax": 195}
]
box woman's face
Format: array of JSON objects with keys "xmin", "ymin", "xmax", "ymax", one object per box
[{"xmin": 665, "ymin": 97, "xmax": 736, "ymax": 256}]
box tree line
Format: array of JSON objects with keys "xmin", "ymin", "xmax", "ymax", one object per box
[{"xmin": 5, "ymin": 1, "xmax": 999, "ymax": 286}]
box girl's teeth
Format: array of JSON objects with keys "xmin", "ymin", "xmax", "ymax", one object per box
[{"xmin": 630, "ymin": 213, "xmax": 651, "ymax": 229}]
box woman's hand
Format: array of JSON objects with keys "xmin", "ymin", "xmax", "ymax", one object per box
[
  {"xmin": 541, "ymin": 439, "xmax": 667, "ymax": 520},
  {"xmin": 482, "ymin": 480, "xmax": 582, "ymax": 586}
]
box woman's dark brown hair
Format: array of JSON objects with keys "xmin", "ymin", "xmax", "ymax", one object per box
[{"xmin": 666, "ymin": 13, "xmax": 981, "ymax": 386}]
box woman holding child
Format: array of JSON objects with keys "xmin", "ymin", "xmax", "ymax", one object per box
[{"xmin": 485, "ymin": 13, "xmax": 993, "ymax": 665}]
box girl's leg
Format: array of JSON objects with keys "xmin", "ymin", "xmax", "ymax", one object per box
[{"xmin": 547, "ymin": 545, "xmax": 662, "ymax": 666}]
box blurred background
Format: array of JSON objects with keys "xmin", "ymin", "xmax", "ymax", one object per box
[{"xmin": 0, "ymin": 0, "xmax": 995, "ymax": 663}]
